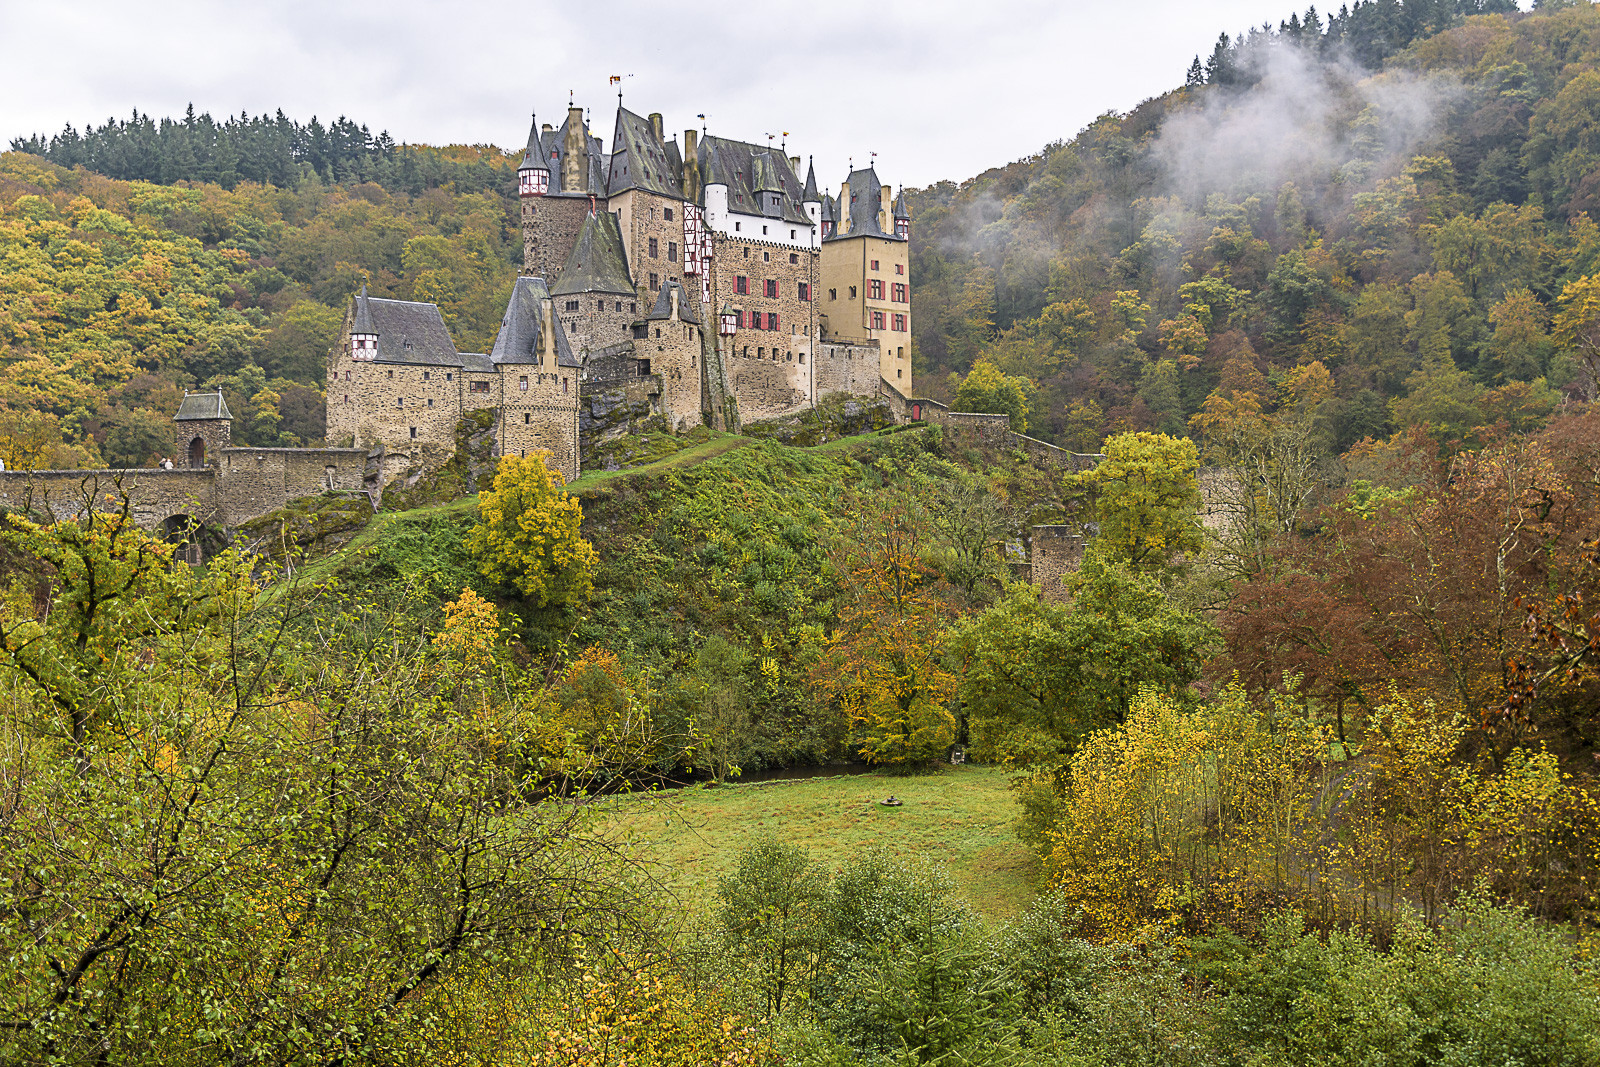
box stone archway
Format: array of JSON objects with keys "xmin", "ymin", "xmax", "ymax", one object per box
[
  {"xmin": 187, "ymin": 436, "xmax": 206, "ymax": 469},
  {"xmin": 159, "ymin": 514, "xmax": 226, "ymax": 565}
]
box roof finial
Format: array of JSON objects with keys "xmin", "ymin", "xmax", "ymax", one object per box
[{"xmin": 610, "ymin": 74, "xmax": 623, "ymax": 107}]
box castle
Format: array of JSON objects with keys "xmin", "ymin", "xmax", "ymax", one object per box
[{"xmin": 326, "ymin": 99, "xmax": 914, "ymax": 482}]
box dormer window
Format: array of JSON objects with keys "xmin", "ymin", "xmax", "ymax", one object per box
[{"xmin": 896, "ymin": 218, "xmax": 909, "ymax": 238}]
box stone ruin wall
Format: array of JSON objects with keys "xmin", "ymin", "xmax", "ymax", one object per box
[
  {"xmin": 0, "ymin": 447, "xmax": 368, "ymax": 532},
  {"xmin": 1030, "ymin": 525, "xmax": 1086, "ymax": 604}
]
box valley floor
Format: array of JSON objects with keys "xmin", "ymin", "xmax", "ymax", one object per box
[{"xmin": 603, "ymin": 763, "xmax": 1040, "ymax": 921}]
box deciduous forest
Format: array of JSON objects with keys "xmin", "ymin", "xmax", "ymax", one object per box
[{"xmin": 4, "ymin": 3, "xmax": 1600, "ymax": 1065}]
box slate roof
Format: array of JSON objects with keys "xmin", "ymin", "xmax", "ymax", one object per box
[
  {"xmin": 352, "ymin": 283, "xmax": 376, "ymax": 332},
  {"xmin": 175, "ymin": 390, "xmax": 233, "ymax": 421},
  {"xmin": 459, "ymin": 352, "xmax": 495, "ymax": 373},
  {"xmin": 802, "ymin": 158, "xmax": 820, "ymax": 203},
  {"xmin": 550, "ymin": 209, "xmax": 635, "ymax": 296},
  {"xmin": 545, "ymin": 112, "xmax": 607, "ymax": 197},
  {"xmin": 357, "ymin": 294, "xmax": 464, "ymax": 366},
  {"xmin": 820, "ymin": 194, "xmax": 835, "ymax": 223},
  {"xmin": 607, "ymin": 107, "xmax": 684, "ymax": 198},
  {"xmin": 517, "ymin": 115, "xmax": 547, "ymax": 172},
  {"xmin": 826, "ymin": 167, "xmax": 902, "ymax": 242},
  {"xmin": 698, "ymin": 135, "xmax": 811, "ymax": 225},
  {"xmin": 645, "ymin": 278, "xmax": 701, "ymax": 324},
  {"xmin": 893, "ymin": 188, "xmax": 909, "ymax": 219},
  {"xmin": 491, "ymin": 276, "xmax": 581, "ymax": 369}
]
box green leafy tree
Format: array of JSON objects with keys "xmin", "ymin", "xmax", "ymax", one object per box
[
  {"xmin": 952, "ymin": 359, "xmax": 1035, "ymax": 432},
  {"xmin": 1078, "ymin": 431, "xmax": 1203, "ymax": 572},
  {"xmin": 952, "ymin": 569, "xmax": 1217, "ymax": 766},
  {"xmin": 716, "ymin": 841, "xmax": 829, "ymax": 1018},
  {"xmin": 467, "ymin": 451, "xmax": 597, "ymax": 608}
]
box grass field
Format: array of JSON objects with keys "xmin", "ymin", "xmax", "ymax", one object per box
[{"xmin": 602, "ymin": 764, "xmax": 1041, "ymax": 922}]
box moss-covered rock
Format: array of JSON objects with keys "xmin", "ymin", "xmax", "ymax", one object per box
[
  {"xmin": 743, "ymin": 393, "xmax": 895, "ymax": 446},
  {"xmin": 380, "ymin": 410, "xmax": 497, "ymax": 511},
  {"xmin": 236, "ymin": 492, "xmax": 375, "ymax": 563}
]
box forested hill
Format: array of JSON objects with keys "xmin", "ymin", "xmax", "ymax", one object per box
[
  {"xmin": 6, "ymin": 2, "xmax": 1600, "ymax": 469},
  {"xmin": 908, "ymin": 1, "xmax": 1600, "ymax": 455},
  {"xmin": 10, "ymin": 107, "xmax": 516, "ymax": 195}
]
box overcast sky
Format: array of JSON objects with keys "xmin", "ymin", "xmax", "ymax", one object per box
[{"xmin": 0, "ymin": 0, "xmax": 1509, "ymax": 190}]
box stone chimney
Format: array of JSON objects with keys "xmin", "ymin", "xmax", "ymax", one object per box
[
  {"xmin": 683, "ymin": 129, "xmax": 701, "ymax": 202},
  {"xmin": 881, "ymin": 184, "xmax": 892, "ymax": 231},
  {"xmin": 649, "ymin": 112, "xmax": 664, "ymax": 139},
  {"xmin": 562, "ymin": 106, "xmax": 587, "ymax": 192}
]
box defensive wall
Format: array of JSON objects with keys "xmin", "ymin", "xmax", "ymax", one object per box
[{"xmin": 0, "ymin": 447, "xmax": 368, "ymax": 534}]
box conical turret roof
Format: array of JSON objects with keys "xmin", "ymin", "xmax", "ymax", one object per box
[
  {"xmin": 550, "ymin": 209, "xmax": 634, "ymax": 296},
  {"xmin": 893, "ymin": 187, "xmax": 909, "ymax": 218},
  {"xmin": 517, "ymin": 114, "xmax": 547, "ymax": 172},
  {"xmin": 802, "ymin": 157, "xmax": 820, "ymax": 203},
  {"xmin": 352, "ymin": 283, "xmax": 375, "ymax": 333}
]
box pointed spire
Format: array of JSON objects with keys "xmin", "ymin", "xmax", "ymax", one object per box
[
  {"xmin": 893, "ymin": 186, "xmax": 909, "ymax": 218},
  {"xmin": 353, "ymin": 283, "xmax": 375, "ymax": 333},
  {"xmin": 518, "ymin": 113, "xmax": 546, "ymax": 172},
  {"xmin": 802, "ymin": 156, "xmax": 820, "ymax": 203}
]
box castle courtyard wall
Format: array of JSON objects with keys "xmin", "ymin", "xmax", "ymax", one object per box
[{"xmin": 524, "ymin": 195, "xmax": 591, "ymax": 286}]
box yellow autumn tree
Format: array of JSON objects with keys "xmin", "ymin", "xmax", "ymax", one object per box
[{"xmin": 468, "ymin": 451, "xmax": 597, "ymax": 608}]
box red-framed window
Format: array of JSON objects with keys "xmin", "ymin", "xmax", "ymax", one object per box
[
  {"xmin": 896, "ymin": 263, "xmax": 905, "ymax": 275},
  {"xmin": 798, "ymin": 282, "xmax": 810, "ymax": 301},
  {"xmin": 870, "ymin": 259, "xmax": 879, "ymax": 270},
  {"xmin": 893, "ymin": 313, "xmax": 907, "ymax": 331},
  {"xmin": 767, "ymin": 312, "xmax": 779, "ymax": 331},
  {"xmin": 765, "ymin": 279, "xmax": 778, "ymax": 298},
  {"xmin": 735, "ymin": 275, "xmax": 748, "ymax": 295},
  {"xmin": 871, "ymin": 311, "xmax": 886, "ymax": 330},
  {"xmin": 869, "ymin": 279, "xmax": 884, "ymax": 300},
  {"xmin": 892, "ymin": 282, "xmax": 907, "ymax": 302}
]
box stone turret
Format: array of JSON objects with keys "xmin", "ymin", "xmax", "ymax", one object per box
[
  {"xmin": 174, "ymin": 389, "xmax": 232, "ymax": 469},
  {"xmin": 517, "ymin": 114, "xmax": 550, "ymax": 198}
]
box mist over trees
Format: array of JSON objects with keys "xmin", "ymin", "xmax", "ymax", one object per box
[{"xmin": 909, "ymin": 1, "xmax": 1600, "ymax": 459}]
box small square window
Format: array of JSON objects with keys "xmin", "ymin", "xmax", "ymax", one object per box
[
  {"xmin": 735, "ymin": 221, "xmax": 741, "ymax": 231},
  {"xmin": 427, "ymin": 398, "xmax": 434, "ymax": 407},
  {"xmin": 423, "ymin": 371, "xmax": 430, "ymax": 381},
  {"xmin": 410, "ymin": 426, "xmax": 417, "ymax": 438},
  {"xmin": 871, "ymin": 259, "xmax": 879, "ymax": 271},
  {"xmin": 446, "ymin": 373, "xmax": 453, "ymax": 381},
  {"xmin": 664, "ymin": 207, "xmax": 674, "ymax": 221},
  {"xmin": 790, "ymin": 253, "xmax": 798, "ymax": 264}
]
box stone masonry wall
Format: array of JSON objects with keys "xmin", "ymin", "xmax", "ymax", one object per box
[
  {"xmin": 216, "ymin": 448, "xmax": 367, "ymax": 520},
  {"xmin": 523, "ymin": 194, "xmax": 591, "ymax": 285},
  {"xmin": 614, "ymin": 189, "xmax": 687, "ymax": 307},
  {"xmin": 0, "ymin": 448, "xmax": 366, "ymax": 532},
  {"xmin": 499, "ymin": 369, "xmax": 581, "ymax": 482},
  {"xmin": 340, "ymin": 360, "xmax": 461, "ymax": 451},
  {"xmin": 1031, "ymin": 525, "xmax": 1085, "ymax": 604},
  {"xmin": 639, "ymin": 318, "xmax": 704, "ymax": 430},
  {"xmin": 0, "ymin": 469, "xmax": 221, "ymax": 527},
  {"xmin": 709, "ymin": 234, "xmax": 817, "ymax": 421},
  {"xmin": 558, "ymin": 292, "xmax": 637, "ymax": 358},
  {"xmin": 815, "ymin": 340, "xmax": 882, "ymax": 398}
]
